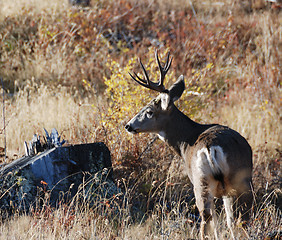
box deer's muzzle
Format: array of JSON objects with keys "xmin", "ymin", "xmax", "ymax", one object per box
[{"xmin": 125, "ymin": 124, "xmax": 138, "ymax": 134}]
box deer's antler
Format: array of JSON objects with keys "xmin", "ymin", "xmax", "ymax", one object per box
[{"xmin": 129, "ymin": 50, "xmax": 172, "ymax": 93}]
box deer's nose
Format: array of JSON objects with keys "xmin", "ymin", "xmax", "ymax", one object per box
[{"xmin": 125, "ymin": 124, "xmax": 133, "ymax": 132}]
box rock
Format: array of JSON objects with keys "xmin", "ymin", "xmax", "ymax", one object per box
[{"xmin": 69, "ymin": 0, "xmax": 90, "ymax": 7}]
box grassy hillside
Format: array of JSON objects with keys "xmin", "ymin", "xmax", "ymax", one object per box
[{"xmin": 0, "ymin": 0, "xmax": 281, "ymax": 239}]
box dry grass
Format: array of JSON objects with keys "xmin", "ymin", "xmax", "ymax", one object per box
[
  {"xmin": 0, "ymin": 181, "xmax": 280, "ymax": 240},
  {"xmin": 2, "ymin": 81, "xmax": 100, "ymax": 154},
  {"xmin": 0, "ymin": 0, "xmax": 69, "ymax": 20},
  {"xmin": 0, "ymin": 0, "xmax": 281, "ymax": 239}
]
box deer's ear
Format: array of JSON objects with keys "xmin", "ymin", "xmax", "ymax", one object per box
[
  {"xmin": 168, "ymin": 75, "xmax": 185, "ymax": 102},
  {"xmin": 159, "ymin": 75, "xmax": 185, "ymax": 110}
]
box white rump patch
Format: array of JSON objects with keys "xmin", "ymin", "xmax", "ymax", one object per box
[{"xmin": 196, "ymin": 146, "xmax": 229, "ymax": 177}]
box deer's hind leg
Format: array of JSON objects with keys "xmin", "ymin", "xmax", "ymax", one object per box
[
  {"xmin": 223, "ymin": 196, "xmax": 235, "ymax": 239},
  {"xmin": 232, "ymin": 171, "xmax": 253, "ymax": 222},
  {"xmin": 194, "ymin": 178, "xmax": 219, "ymax": 240}
]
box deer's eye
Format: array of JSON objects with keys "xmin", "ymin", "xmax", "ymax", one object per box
[{"xmin": 146, "ymin": 110, "xmax": 154, "ymax": 118}]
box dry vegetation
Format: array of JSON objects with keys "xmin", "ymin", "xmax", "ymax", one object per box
[{"xmin": 0, "ymin": 0, "xmax": 281, "ymax": 239}]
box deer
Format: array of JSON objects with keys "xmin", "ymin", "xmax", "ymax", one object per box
[{"xmin": 125, "ymin": 51, "xmax": 253, "ymax": 239}]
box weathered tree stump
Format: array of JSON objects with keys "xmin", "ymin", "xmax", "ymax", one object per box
[{"xmin": 0, "ymin": 141, "xmax": 120, "ymax": 214}]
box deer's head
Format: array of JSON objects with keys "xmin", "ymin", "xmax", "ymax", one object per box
[{"xmin": 125, "ymin": 51, "xmax": 185, "ymax": 135}]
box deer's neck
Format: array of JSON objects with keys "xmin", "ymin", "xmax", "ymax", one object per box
[{"xmin": 159, "ymin": 106, "xmax": 213, "ymax": 156}]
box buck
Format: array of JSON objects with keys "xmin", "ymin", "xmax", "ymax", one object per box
[{"xmin": 125, "ymin": 51, "xmax": 253, "ymax": 239}]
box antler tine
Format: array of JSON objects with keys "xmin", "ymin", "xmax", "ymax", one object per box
[
  {"xmin": 164, "ymin": 52, "xmax": 173, "ymax": 71},
  {"xmin": 128, "ymin": 72, "xmax": 148, "ymax": 88},
  {"xmin": 155, "ymin": 50, "xmax": 173, "ymax": 87},
  {"xmin": 129, "ymin": 52, "xmax": 172, "ymax": 92},
  {"xmin": 139, "ymin": 58, "xmax": 151, "ymax": 85},
  {"xmin": 128, "ymin": 58, "xmax": 152, "ymax": 89}
]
